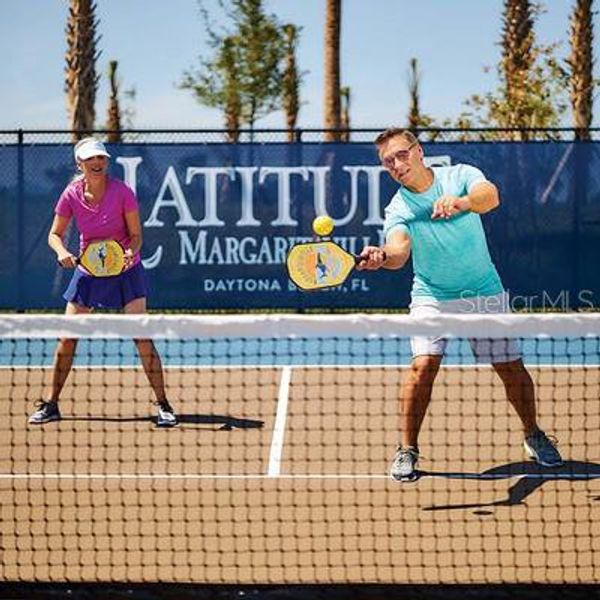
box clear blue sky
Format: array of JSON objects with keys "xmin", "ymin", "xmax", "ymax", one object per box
[{"xmin": 1, "ymin": 0, "xmax": 597, "ymax": 130}]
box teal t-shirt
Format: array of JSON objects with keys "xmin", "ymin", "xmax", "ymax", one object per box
[{"xmin": 383, "ymin": 163, "xmax": 503, "ymax": 304}]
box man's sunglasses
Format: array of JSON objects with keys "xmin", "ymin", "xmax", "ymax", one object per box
[{"xmin": 381, "ymin": 142, "xmax": 417, "ymax": 168}]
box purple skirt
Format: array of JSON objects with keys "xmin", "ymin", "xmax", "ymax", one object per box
[{"xmin": 63, "ymin": 262, "xmax": 149, "ymax": 309}]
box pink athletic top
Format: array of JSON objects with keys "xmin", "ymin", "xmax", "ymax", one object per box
[{"xmin": 55, "ymin": 177, "xmax": 141, "ymax": 267}]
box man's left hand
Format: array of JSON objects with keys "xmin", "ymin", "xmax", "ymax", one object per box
[{"xmin": 431, "ymin": 195, "xmax": 470, "ymax": 219}]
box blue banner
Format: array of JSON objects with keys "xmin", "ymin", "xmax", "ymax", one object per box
[{"xmin": 1, "ymin": 142, "xmax": 599, "ymax": 310}]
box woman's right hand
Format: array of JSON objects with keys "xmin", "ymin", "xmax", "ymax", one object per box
[{"xmin": 56, "ymin": 251, "xmax": 78, "ymax": 268}]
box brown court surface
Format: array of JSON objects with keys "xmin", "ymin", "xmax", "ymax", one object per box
[{"xmin": 1, "ymin": 366, "xmax": 599, "ymax": 584}]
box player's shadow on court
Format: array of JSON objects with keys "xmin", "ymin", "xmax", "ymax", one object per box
[
  {"xmin": 63, "ymin": 414, "xmax": 264, "ymax": 430},
  {"xmin": 176, "ymin": 414, "xmax": 264, "ymax": 430},
  {"xmin": 421, "ymin": 460, "xmax": 600, "ymax": 511}
]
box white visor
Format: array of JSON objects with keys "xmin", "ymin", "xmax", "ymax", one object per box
[{"xmin": 74, "ymin": 139, "xmax": 111, "ymax": 161}]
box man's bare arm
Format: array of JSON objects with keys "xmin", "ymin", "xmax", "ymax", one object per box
[{"xmin": 356, "ymin": 230, "xmax": 411, "ymax": 271}]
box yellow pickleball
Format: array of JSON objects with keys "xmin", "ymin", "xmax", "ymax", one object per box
[{"xmin": 312, "ymin": 215, "xmax": 334, "ymax": 237}]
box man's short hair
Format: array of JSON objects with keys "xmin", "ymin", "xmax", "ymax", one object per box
[{"xmin": 374, "ymin": 128, "xmax": 418, "ymax": 148}]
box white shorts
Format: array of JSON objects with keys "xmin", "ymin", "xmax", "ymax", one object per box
[{"xmin": 410, "ymin": 291, "xmax": 522, "ymax": 364}]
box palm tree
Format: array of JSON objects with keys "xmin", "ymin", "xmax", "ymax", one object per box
[
  {"xmin": 501, "ymin": 0, "xmax": 534, "ymax": 138},
  {"xmin": 407, "ymin": 58, "xmax": 421, "ymax": 131},
  {"xmin": 405, "ymin": 58, "xmax": 438, "ymax": 138},
  {"xmin": 324, "ymin": 0, "xmax": 341, "ymax": 141},
  {"xmin": 282, "ymin": 24, "xmax": 300, "ymax": 142},
  {"xmin": 340, "ymin": 86, "xmax": 351, "ymax": 141},
  {"xmin": 569, "ymin": 0, "xmax": 594, "ymax": 140},
  {"xmin": 65, "ymin": 0, "xmax": 100, "ymax": 142},
  {"xmin": 106, "ymin": 60, "xmax": 121, "ymax": 143}
]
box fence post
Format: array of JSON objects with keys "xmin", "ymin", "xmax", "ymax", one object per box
[
  {"xmin": 17, "ymin": 128, "xmax": 24, "ymax": 312},
  {"xmin": 572, "ymin": 140, "xmax": 583, "ymax": 309}
]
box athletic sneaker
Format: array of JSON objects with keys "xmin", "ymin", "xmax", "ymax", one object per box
[
  {"xmin": 390, "ymin": 446, "xmax": 420, "ymax": 482},
  {"xmin": 155, "ymin": 400, "xmax": 177, "ymax": 427},
  {"xmin": 28, "ymin": 401, "xmax": 61, "ymax": 424},
  {"xmin": 524, "ymin": 429, "xmax": 563, "ymax": 467}
]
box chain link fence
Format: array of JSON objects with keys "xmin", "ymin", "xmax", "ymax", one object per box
[
  {"xmin": 2, "ymin": 127, "xmax": 599, "ymax": 311},
  {"xmin": 2, "ymin": 127, "xmax": 600, "ymax": 146}
]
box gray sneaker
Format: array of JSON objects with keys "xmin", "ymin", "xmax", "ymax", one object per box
[
  {"xmin": 524, "ymin": 429, "xmax": 563, "ymax": 467},
  {"xmin": 156, "ymin": 400, "xmax": 177, "ymax": 427},
  {"xmin": 28, "ymin": 401, "xmax": 61, "ymax": 424},
  {"xmin": 390, "ymin": 446, "xmax": 420, "ymax": 482}
]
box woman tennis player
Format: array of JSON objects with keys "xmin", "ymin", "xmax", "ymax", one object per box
[{"xmin": 29, "ymin": 137, "xmax": 177, "ymax": 427}]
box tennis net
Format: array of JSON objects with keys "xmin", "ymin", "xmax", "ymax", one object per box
[{"xmin": 0, "ymin": 313, "xmax": 598, "ymax": 589}]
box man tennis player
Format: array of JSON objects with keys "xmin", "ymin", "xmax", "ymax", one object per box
[{"xmin": 357, "ymin": 128, "xmax": 562, "ymax": 482}]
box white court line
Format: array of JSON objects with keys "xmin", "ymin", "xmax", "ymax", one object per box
[
  {"xmin": 0, "ymin": 472, "xmax": 594, "ymax": 480},
  {"xmin": 267, "ymin": 366, "xmax": 292, "ymax": 477},
  {"xmin": 0, "ymin": 473, "xmax": 386, "ymax": 480}
]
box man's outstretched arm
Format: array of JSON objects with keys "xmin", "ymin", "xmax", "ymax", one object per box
[{"xmin": 357, "ymin": 229, "xmax": 411, "ymax": 271}]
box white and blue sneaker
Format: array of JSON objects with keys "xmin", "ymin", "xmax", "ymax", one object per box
[
  {"xmin": 524, "ymin": 429, "xmax": 563, "ymax": 467},
  {"xmin": 155, "ymin": 400, "xmax": 177, "ymax": 428},
  {"xmin": 390, "ymin": 446, "xmax": 420, "ymax": 482},
  {"xmin": 28, "ymin": 401, "xmax": 61, "ymax": 424}
]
